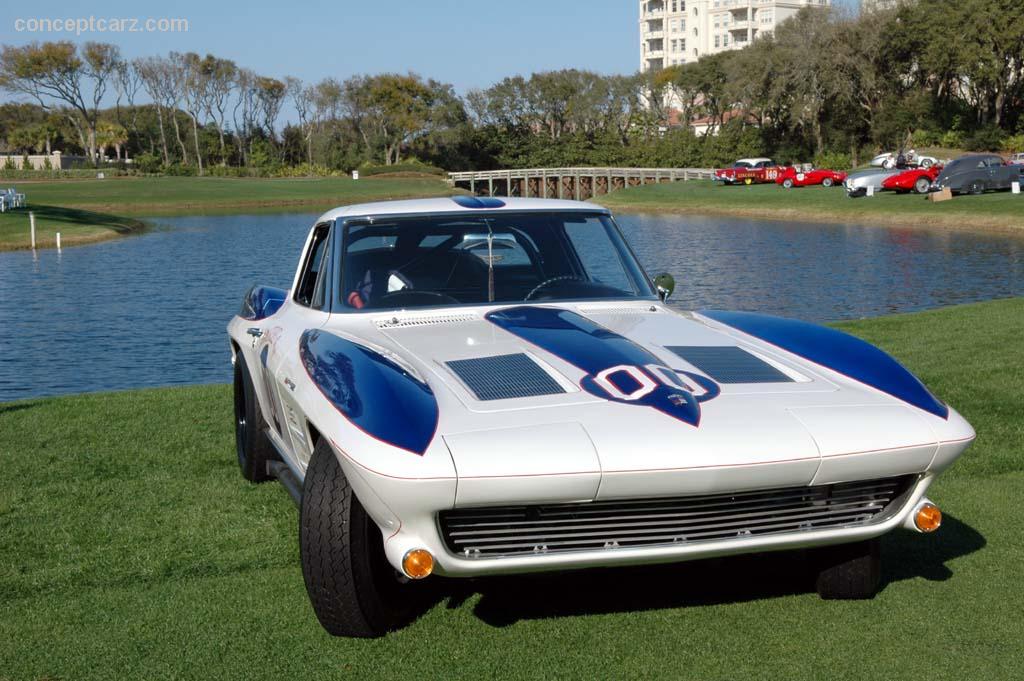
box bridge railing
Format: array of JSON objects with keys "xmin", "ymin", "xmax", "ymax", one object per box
[{"xmin": 446, "ymin": 167, "xmax": 715, "ymax": 200}]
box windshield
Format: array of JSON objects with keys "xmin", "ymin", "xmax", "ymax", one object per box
[{"xmin": 337, "ymin": 211, "xmax": 655, "ymax": 311}]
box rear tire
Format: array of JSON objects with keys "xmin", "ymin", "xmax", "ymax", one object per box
[
  {"xmin": 299, "ymin": 440, "xmax": 424, "ymax": 637},
  {"xmin": 782, "ymin": 178, "xmax": 794, "ymax": 189},
  {"xmin": 822, "ymin": 177, "xmax": 833, "ymax": 187},
  {"xmin": 813, "ymin": 538, "xmax": 881, "ymax": 600},
  {"xmin": 234, "ymin": 353, "xmax": 275, "ymax": 482},
  {"xmin": 969, "ymin": 181, "xmax": 984, "ymax": 195},
  {"xmin": 914, "ymin": 177, "xmax": 931, "ymax": 194}
]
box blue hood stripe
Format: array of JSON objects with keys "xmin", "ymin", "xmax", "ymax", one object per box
[
  {"xmin": 300, "ymin": 330, "xmax": 438, "ymax": 454},
  {"xmin": 701, "ymin": 310, "xmax": 948, "ymax": 419},
  {"xmin": 486, "ymin": 306, "xmax": 719, "ymax": 427}
]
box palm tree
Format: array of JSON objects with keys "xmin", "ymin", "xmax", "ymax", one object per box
[{"xmin": 96, "ymin": 120, "xmax": 129, "ymax": 162}]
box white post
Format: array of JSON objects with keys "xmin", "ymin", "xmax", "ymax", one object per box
[
  {"xmin": 30, "ymin": 211, "xmax": 36, "ymax": 250},
  {"xmin": 866, "ymin": 185, "xmax": 875, "ymax": 197},
  {"xmin": 1012, "ymin": 181, "xmax": 1020, "ymax": 194},
  {"xmin": 56, "ymin": 232, "xmax": 62, "ymax": 251}
]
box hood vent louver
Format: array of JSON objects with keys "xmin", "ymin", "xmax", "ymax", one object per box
[
  {"xmin": 667, "ymin": 346, "xmax": 794, "ymax": 384},
  {"xmin": 446, "ymin": 353, "xmax": 566, "ymax": 401}
]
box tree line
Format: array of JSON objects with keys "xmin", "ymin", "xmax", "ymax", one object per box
[{"xmin": 1, "ymin": 0, "xmax": 1022, "ymax": 174}]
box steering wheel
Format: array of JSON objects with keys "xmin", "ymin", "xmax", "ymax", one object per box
[
  {"xmin": 374, "ymin": 290, "xmax": 459, "ymax": 308},
  {"xmin": 525, "ymin": 276, "xmax": 587, "ymax": 301}
]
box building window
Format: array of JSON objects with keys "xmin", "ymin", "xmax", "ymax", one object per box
[
  {"xmin": 723, "ymin": 34, "xmax": 729, "ymax": 45},
  {"xmin": 714, "ymin": 35, "xmax": 720, "ymax": 47}
]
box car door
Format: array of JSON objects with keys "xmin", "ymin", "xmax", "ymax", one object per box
[{"xmin": 262, "ymin": 221, "xmax": 335, "ymax": 470}]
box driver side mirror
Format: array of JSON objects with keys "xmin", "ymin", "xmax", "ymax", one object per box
[{"xmin": 654, "ymin": 273, "xmax": 675, "ymax": 301}]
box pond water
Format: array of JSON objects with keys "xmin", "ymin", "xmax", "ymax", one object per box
[{"xmin": 1, "ymin": 211, "xmax": 1022, "ymax": 402}]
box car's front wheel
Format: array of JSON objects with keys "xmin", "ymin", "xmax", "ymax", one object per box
[
  {"xmin": 782, "ymin": 178, "xmax": 794, "ymax": 189},
  {"xmin": 822, "ymin": 177, "xmax": 833, "ymax": 187},
  {"xmin": 234, "ymin": 352, "xmax": 275, "ymax": 482},
  {"xmin": 968, "ymin": 181, "xmax": 984, "ymax": 195},
  {"xmin": 914, "ymin": 177, "xmax": 931, "ymax": 194},
  {"xmin": 812, "ymin": 538, "xmax": 881, "ymax": 599},
  {"xmin": 299, "ymin": 439, "xmax": 426, "ymax": 637}
]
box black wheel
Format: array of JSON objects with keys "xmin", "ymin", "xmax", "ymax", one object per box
[
  {"xmin": 914, "ymin": 177, "xmax": 931, "ymax": 194},
  {"xmin": 782, "ymin": 178, "xmax": 794, "ymax": 189},
  {"xmin": 233, "ymin": 352, "xmax": 275, "ymax": 482},
  {"xmin": 822, "ymin": 177, "xmax": 834, "ymax": 187},
  {"xmin": 921, "ymin": 159, "xmax": 933, "ymax": 169},
  {"xmin": 299, "ymin": 439, "xmax": 426, "ymax": 637},
  {"xmin": 813, "ymin": 538, "xmax": 881, "ymax": 600},
  {"xmin": 968, "ymin": 181, "xmax": 984, "ymax": 195}
]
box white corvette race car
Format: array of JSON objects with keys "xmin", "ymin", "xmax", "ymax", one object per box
[{"xmin": 227, "ymin": 196, "xmax": 974, "ymax": 637}]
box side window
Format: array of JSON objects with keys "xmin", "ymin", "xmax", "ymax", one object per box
[{"xmin": 295, "ymin": 224, "xmax": 331, "ymax": 308}]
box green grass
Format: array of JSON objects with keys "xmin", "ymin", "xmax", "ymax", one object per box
[
  {"xmin": 600, "ymin": 180, "xmax": 1024, "ymax": 231},
  {"xmin": 1, "ymin": 298, "xmax": 1023, "ymax": 680},
  {"xmin": 0, "ymin": 175, "xmax": 455, "ymax": 251}
]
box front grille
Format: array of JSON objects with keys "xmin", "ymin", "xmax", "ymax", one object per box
[
  {"xmin": 446, "ymin": 353, "xmax": 565, "ymax": 401},
  {"xmin": 439, "ymin": 476, "xmax": 913, "ymax": 558}
]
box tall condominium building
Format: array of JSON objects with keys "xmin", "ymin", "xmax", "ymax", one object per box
[{"xmin": 639, "ymin": 0, "xmax": 832, "ymax": 72}]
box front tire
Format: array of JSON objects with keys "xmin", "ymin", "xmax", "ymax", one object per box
[
  {"xmin": 813, "ymin": 538, "xmax": 881, "ymax": 600},
  {"xmin": 914, "ymin": 177, "xmax": 931, "ymax": 194},
  {"xmin": 822, "ymin": 177, "xmax": 833, "ymax": 187},
  {"xmin": 299, "ymin": 440, "xmax": 424, "ymax": 637},
  {"xmin": 234, "ymin": 353, "xmax": 275, "ymax": 482},
  {"xmin": 782, "ymin": 178, "xmax": 794, "ymax": 189},
  {"xmin": 968, "ymin": 181, "xmax": 984, "ymax": 195}
]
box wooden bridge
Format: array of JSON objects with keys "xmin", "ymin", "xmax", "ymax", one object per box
[{"xmin": 446, "ymin": 167, "xmax": 715, "ymax": 200}]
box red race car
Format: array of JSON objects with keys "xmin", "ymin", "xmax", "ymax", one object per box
[
  {"xmin": 881, "ymin": 165, "xmax": 943, "ymax": 194},
  {"xmin": 775, "ymin": 166, "xmax": 847, "ymax": 188},
  {"xmin": 714, "ymin": 158, "xmax": 784, "ymax": 185}
]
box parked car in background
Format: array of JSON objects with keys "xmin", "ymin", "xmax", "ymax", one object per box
[
  {"xmin": 714, "ymin": 158, "xmax": 783, "ymax": 185},
  {"xmin": 1008, "ymin": 153, "xmax": 1024, "ymax": 166},
  {"xmin": 881, "ymin": 165, "xmax": 943, "ymax": 194},
  {"xmin": 870, "ymin": 149, "xmax": 939, "ymax": 170},
  {"xmin": 776, "ymin": 166, "xmax": 847, "ymax": 188},
  {"xmin": 844, "ymin": 167, "xmax": 902, "ymax": 198},
  {"xmin": 932, "ymin": 154, "xmax": 1024, "ymax": 195}
]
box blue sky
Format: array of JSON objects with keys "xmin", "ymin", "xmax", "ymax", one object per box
[
  {"xmin": 2, "ymin": 0, "xmax": 644, "ymax": 92},
  {"xmin": 3, "ymin": 1, "xmax": 857, "ymax": 91}
]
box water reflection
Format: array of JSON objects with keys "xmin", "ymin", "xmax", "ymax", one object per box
[{"xmin": 0, "ymin": 211, "xmax": 1021, "ymax": 401}]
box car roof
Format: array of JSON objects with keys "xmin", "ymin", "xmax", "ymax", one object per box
[{"xmin": 315, "ymin": 196, "xmax": 608, "ymax": 223}]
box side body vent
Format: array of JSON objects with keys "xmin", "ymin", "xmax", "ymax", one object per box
[
  {"xmin": 667, "ymin": 346, "xmax": 793, "ymax": 384},
  {"xmin": 446, "ymin": 353, "xmax": 565, "ymax": 401},
  {"xmin": 376, "ymin": 313, "xmax": 477, "ymax": 329}
]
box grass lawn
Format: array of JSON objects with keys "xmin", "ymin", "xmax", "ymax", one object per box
[
  {"xmin": 1, "ymin": 298, "xmax": 1022, "ymax": 680},
  {"xmin": 0, "ymin": 175, "xmax": 455, "ymax": 251},
  {"xmin": 599, "ymin": 180, "xmax": 1024, "ymax": 231}
]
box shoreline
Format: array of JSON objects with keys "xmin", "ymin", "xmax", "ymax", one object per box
[
  {"xmin": 599, "ymin": 197, "xmax": 1024, "ymax": 235},
  {"xmin": 0, "ymin": 179, "xmax": 458, "ymax": 252}
]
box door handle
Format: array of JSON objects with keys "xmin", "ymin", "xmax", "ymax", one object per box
[{"xmin": 283, "ymin": 377, "xmax": 296, "ymax": 392}]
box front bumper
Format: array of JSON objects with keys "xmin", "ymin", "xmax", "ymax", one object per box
[{"xmin": 337, "ymin": 442, "xmax": 945, "ymax": 578}]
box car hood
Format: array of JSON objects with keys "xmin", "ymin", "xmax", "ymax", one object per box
[{"xmin": 341, "ymin": 302, "xmax": 957, "ymax": 499}]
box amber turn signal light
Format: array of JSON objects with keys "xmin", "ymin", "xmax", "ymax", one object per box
[
  {"xmin": 914, "ymin": 503, "xmax": 942, "ymax": 533},
  {"xmin": 402, "ymin": 549, "xmax": 434, "ymax": 579}
]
